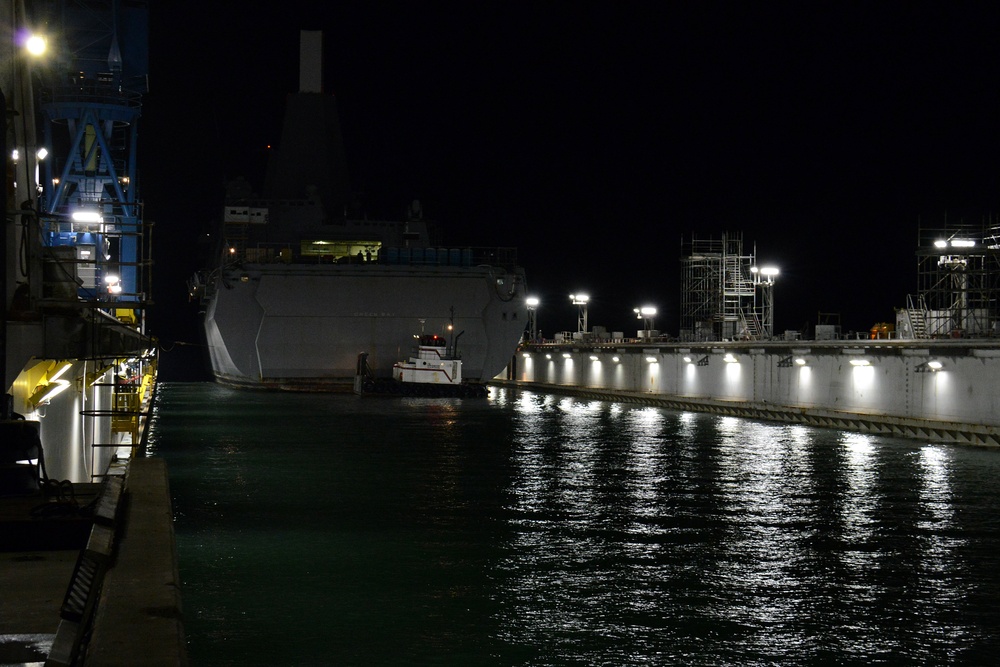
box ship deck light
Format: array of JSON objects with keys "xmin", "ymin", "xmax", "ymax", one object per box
[{"xmin": 72, "ymin": 210, "xmax": 103, "ymax": 224}]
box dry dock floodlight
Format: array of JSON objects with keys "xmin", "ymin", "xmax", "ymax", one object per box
[
  {"xmin": 570, "ymin": 293, "xmax": 590, "ymax": 333},
  {"xmin": 526, "ymin": 296, "xmax": 540, "ymax": 341},
  {"xmin": 634, "ymin": 305, "xmax": 657, "ymax": 334}
]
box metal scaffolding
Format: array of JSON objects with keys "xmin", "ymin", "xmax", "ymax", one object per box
[
  {"xmin": 904, "ymin": 216, "xmax": 1000, "ymax": 338},
  {"xmin": 679, "ymin": 232, "xmax": 774, "ymax": 342}
]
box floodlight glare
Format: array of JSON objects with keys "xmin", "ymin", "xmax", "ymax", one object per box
[
  {"xmin": 25, "ymin": 34, "xmax": 47, "ymax": 56},
  {"xmin": 526, "ymin": 296, "xmax": 540, "ymax": 307},
  {"xmin": 71, "ymin": 210, "xmax": 103, "ymax": 223}
]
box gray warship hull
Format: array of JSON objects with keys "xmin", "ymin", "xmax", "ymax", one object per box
[{"xmin": 203, "ymin": 261, "xmax": 526, "ymax": 390}]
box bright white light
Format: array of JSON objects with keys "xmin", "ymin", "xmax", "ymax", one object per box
[
  {"xmin": 49, "ymin": 362, "xmax": 73, "ymax": 382},
  {"xmin": 849, "ymin": 359, "xmax": 871, "ymax": 366},
  {"xmin": 569, "ymin": 293, "xmax": 589, "ymax": 305},
  {"xmin": 589, "ymin": 355, "xmax": 599, "ymax": 361},
  {"xmin": 72, "ymin": 210, "xmax": 103, "ymax": 223},
  {"xmin": 526, "ymin": 296, "xmax": 539, "ymax": 308},
  {"xmin": 612, "ymin": 356, "xmax": 620, "ymax": 363},
  {"xmin": 36, "ymin": 147, "xmax": 48, "ymax": 160},
  {"xmin": 11, "ymin": 149, "xmax": 19, "ymax": 161},
  {"xmin": 105, "ymin": 274, "xmax": 123, "ymax": 294},
  {"xmin": 761, "ymin": 267, "xmax": 779, "ymax": 277},
  {"xmin": 934, "ymin": 239, "xmax": 948, "ymax": 248},
  {"xmin": 951, "ymin": 239, "xmax": 975, "ymax": 248},
  {"xmin": 634, "ymin": 305, "xmax": 657, "ymax": 316},
  {"xmin": 25, "ymin": 34, "xmax": 47, "ymax": 56},
  {"xmin": 38, "ymin": 380, "xmax": 70, "ymax": 404},
  {"xmin": 522, "ymin": 352, "xmax": 530, "ymax": 358},
  {"xmin": 794, "ymin": 357, "xmax": 807, "ymax": 366},
  {"xmin": 683, "ymin": 356, "xmax": 692, "ymax": 363},
  {"xmin": 645, "ymin": 356, "xmax": 658, "ymax": 363},
  {"xmin": 545, "ymin": 354, "xmax": 552, "ymax": 360},
  {"xmin": 927, "ymin": 360, "xmax": 943, "ymax": 370},
  {"xmin": 562, "ymin": 353, "xmax": 571, "ymax": 358},
  {"xmin": 723, "ymin": 353, "xmax": 739, "ymax": 363}
]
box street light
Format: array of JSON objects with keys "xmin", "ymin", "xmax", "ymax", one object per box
[
  {"xmin": 526, "ymin": 296, "xmax": 540, "ymax": 341},
  {"xmin": 633, "ymin": 305, "xmax": 657, "ymax": 337},
  {"xmin": 569, "ymin": 293, "xmax": 589, "ymax": 333},
  {"xmin": 751, "ymin": 265, "xmax": 779, "ymax": 339}
]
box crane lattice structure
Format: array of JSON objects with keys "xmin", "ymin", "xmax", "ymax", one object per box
[{"xmin": 30, "ymin": 0, "xmax": 151, "ymax": 325}]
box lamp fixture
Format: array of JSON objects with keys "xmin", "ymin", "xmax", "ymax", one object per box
[{"xmin": 915, "ymin": 360, "xmax": 944, "ymax": 373}]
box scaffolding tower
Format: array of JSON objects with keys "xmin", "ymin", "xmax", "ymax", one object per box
[
  {"xmin": 679, "ymin": 232, "xmax": 774, "ymax": 342},
  {"xmin": 904, "ymin": 216, "xmax": 1000, "ymax": 338}
]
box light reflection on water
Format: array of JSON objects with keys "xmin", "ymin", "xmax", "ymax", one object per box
[{"xmin": 150, "ymin": 384, "xmax": 1000, "ymax": 666}]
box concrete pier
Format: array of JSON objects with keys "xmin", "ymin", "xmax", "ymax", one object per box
[
  {"xmin": 86, "ymin": 458, "xmax": 187, "ymax": 666},
  {"xmin": 0, "ymin": 457, "xmax": 187, "ymax": 665},
  {"xmin": 506, "ymin": 339, "xmax": 1000, "ymax": 447}
]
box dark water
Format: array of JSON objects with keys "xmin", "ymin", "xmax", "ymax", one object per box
[{"xmin": 148, "ymin": 383, "xmax": 1000, "ymax": 666}]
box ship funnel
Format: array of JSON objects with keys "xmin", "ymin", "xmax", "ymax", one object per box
[{"xmin": 300, "ymin": 30, "xmax": 323, "ymax": 93}]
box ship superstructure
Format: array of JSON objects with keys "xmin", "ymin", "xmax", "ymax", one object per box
[
  {"xmin": 2, "ymin": 0, "xmax": 157, "ymax": 484},
  {"xmin": 191, "ymin": 31, "xmax": 527, "ymax": 390}
]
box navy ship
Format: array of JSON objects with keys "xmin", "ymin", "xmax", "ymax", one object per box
[{"xmin": 190, "ymin": 32, "xmax": 527, "ymax": 390}]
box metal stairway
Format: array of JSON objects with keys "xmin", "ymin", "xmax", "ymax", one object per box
[{"xmin": 906, "ymin": 294, "xmax": 930, "ymax": 339}]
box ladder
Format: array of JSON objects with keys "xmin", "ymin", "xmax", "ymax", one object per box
[
  {"xmin": 906, "ymin": 294, "xmax": 930, "ymax": 339},
  {"xmin": 737, "ymin": 310, "xmax": 762, "ymax": 340}
]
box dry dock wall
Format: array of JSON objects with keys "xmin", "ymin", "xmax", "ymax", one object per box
[{"xmin": 507, "ymin": 340, "xmax": 1000, "ymax": 447}]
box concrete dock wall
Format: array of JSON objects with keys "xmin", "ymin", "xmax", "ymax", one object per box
[{"xmin": 506, "ymin": 340, "xmax": 1000, "ymax": 447}]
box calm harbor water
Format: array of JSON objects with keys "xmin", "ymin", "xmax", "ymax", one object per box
[{"xmin": 148, "ymin": 382, "xmax": 1000, "ymax": 666}]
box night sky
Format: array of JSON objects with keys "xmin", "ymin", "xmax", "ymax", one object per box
[{"xmin": 141, "ymin": 2, "xmax": 1000, "ymax": 368}]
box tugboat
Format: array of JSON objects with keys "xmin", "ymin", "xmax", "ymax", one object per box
[{"xmin": 355, "ymin": 333, "xmax": 488, "ymax": 398}]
